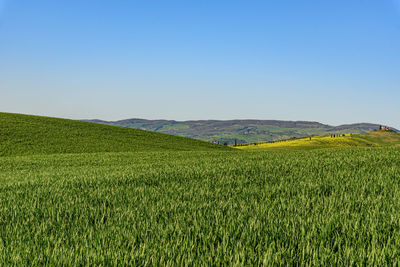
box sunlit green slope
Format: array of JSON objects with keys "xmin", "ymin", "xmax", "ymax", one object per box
[
  {"xmin": 235, "ymin": 131, "xmax": 400, "ymax": 150},
  {"xmin": 0, "ymin": 112, "xmax": 229, "ymax": 156}
]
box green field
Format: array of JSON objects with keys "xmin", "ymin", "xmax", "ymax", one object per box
[
  {"xmin": 0, "ymin": 113, "xmax": 228, "ymax": 156},
  {"xmin": 1, "ymin": 113, "xmax": 400, "ymax": 265}
]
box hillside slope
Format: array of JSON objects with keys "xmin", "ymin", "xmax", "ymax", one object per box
[
  {"xmin": 85, "ymin": 118, "xmax": 397, "ymax": 145},
  {"xmin": 235, "ymin": 131, "xmax": 400, "ymax": 150},
  {"xmin": 0, "ymin": 113, "xmax": 229, "ymax": 156}
]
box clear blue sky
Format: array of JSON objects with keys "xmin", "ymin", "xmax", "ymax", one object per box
[{"xmin": 1, "ymin": 0, "xmax": 399, "ymax": 128}]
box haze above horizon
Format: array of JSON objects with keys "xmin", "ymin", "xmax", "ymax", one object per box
[{"xmin": 1, "ymin": 0, "xmax": 399, "ymax": 129}]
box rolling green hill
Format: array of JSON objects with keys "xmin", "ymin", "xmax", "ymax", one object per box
[
  {"xmin": 0, "ymin": 112, "xmax": 229, "ymax": 156},
  {"xmin": 235, "ymin": 130, "xmax": 400, "ymax": 150},
  {"xmin": 86, "ymin": 118, "xmax": 398, "ymax": 145},
  {"xmin": 2, "ymin": 112, "xmax": 400, "ymax": 264}
]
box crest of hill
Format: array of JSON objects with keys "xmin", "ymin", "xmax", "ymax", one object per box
[
  {"xmin": 0, "ymin": 113, "xmax": 229, "ymax": 157},
  {"xmin": 235, "ymin": 130, "xmax": 400, "ymax": 151}
]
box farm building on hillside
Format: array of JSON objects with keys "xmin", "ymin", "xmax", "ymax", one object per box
[{"xmin": 379, "ymin": 125, "xmax": 390, "ymax": 131}]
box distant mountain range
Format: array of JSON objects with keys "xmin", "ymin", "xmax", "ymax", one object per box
[{"xmin": 85, "ymin": 119, "xmax": 398, "ymax": 145}]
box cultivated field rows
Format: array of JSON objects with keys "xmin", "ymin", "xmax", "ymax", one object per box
[{"xmin": 0, "ymin": 148, "xmax": 400, "ymax": 265}]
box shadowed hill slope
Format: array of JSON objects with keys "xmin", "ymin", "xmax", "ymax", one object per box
[{"xmin": 0, "ymin": 113, "xmax": 229, "ymax": 156}]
